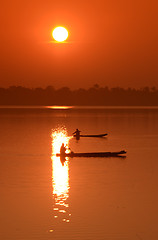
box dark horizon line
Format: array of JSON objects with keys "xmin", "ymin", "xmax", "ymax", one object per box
[
  {"xmin": 0, "ymin": 85, "xmax": 158, "ymax": 91},
  {"xmin": 1, "ymin": 84, "xmax": 158, "ymax": 106}
]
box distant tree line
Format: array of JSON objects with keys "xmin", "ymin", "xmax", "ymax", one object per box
[{"xmin": 0, "ymin": 85, "xmax": 158, "ymax": 106}]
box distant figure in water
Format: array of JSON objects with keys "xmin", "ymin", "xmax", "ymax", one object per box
[
  {"xmin": 60, "ymin": 143, "xmax": 66, "ymax": 155},
  {"xmin": 73, "ymin": 128, "xmax": 81, "ymax": 139}
]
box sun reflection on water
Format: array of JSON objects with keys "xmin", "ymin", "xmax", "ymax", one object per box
[{"xmin": 51, "ymin": 127, "xmax": 71, "ymax": 222}]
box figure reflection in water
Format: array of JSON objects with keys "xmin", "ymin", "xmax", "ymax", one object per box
[
  {"xmin": 73, "ymin": 128, "xmax": 81, "ymax": 140},
  {"xmin": 60, "ymin": 156, "xmax": 66, "ymax": 166}
]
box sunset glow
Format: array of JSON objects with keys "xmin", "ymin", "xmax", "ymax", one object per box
[
  {"xmin": 52, "ymin": 27, "xmax": 69, "ymax": 42},
  {"xmin": 1, "ymin": 0, "xmax": 158, "ymax": 238}
]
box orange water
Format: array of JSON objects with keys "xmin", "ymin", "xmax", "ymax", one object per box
[{"xmin": 0, "ymin": 107, "xmax": 158, "ymax": 240}]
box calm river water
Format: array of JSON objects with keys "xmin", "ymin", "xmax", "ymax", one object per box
[{"xmin": 0, "ymin": 106, "xmax": 158, "ymax": 240}]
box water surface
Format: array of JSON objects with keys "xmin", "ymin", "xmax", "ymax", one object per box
[{"xmin": 0, "ymin": 106, "xmax": 158, "ymax": 240}]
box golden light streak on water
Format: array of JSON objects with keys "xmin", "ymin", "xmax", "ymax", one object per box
[
  {"xmin": 51, "ymin": 127, "xmax": 72, "ymax": 222},
  {"xmin": 46, "ymin": 106, "xmax": 73, "ymax": 109}
]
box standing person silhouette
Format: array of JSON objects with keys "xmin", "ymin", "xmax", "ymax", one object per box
[{"xmin": 73, "ymin": 129, "xmax": 81, "ymax": 140}]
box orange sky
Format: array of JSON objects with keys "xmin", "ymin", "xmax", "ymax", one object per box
[{"xmin": 1, "ymin": 0, "xmax": 158, "ymax": 89}]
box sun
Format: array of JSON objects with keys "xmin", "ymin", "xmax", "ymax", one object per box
[{"xmin": 52, "ymin": 26, "xmax": 69, "ymax": 42}]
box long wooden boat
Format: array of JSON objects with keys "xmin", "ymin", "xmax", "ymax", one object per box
[
  {"xmin": 73, "ymin": 133, "xmax": 108, "ymax": 138},
  {"xmin": 56, "ymin": 150, "xmax": 126, "ymax": 158}
]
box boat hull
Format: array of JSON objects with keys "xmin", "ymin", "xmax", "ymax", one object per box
[
  {"xmin": 80, "ymin": 133, "xmax": 108, "ymax": 137},
  {"xmin": 73, "ymin": 133, "xmax": 108, "ymax": 138},
  {"xmin": 56, "ymin": 150, "xmax": 126, "ymax": 158}
]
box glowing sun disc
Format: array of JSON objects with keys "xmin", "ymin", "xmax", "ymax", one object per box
[{"xmin": 52, "ymin": 27, "xmax": 68, "ymax": 42}]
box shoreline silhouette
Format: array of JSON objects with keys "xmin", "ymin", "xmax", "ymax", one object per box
[{"xmin": 0, "ymin": 85, "xmax": 158, "ymax": 106}]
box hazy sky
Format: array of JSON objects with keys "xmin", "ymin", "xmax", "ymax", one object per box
[{"xmin": 1, "ymin": 0, "xmax": 158, "ymax": 89}]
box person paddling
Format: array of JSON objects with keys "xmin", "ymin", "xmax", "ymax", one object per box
[
  {"xmin": 73, "ymin": 129, "xmax": 81, "ymax": 139},
  {"xmin": 60, "ymin": 143, "xmax": 74, "ymax": 157},
  {"xmin": 60, "ymin": 143, "xmax": 66, "ymax": 155}
]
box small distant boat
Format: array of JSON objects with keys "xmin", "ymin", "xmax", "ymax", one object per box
[
  {"xmin": 56, "ymin": 150, "xmax": 126, "ymax": 158},
  {"xmin": 73, "ymin": 133, "xmax": 108, "ymax": 138}
]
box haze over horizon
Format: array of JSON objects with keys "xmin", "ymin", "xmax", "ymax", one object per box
[{"xmin": 1, "ymin": 0, "xmax": 158, "ymax": 89}]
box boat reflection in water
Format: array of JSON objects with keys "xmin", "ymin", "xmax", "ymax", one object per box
[{"xmin": 51, "ymin": 127, "xmax": 71, "ymax": 222}]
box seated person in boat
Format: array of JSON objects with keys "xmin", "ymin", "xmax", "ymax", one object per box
[
  {"xmin": 73, "ymin": 128, "xmax": 81, "ymax": 138},
  {"xmin": 60, "ymin": 143, "xmax": 66, "ymax": 155}
]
